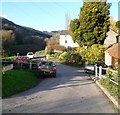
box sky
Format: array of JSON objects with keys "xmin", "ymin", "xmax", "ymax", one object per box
[{"xmin": 0, "ymin": 1, "xmax": 119, "ymax": 32}]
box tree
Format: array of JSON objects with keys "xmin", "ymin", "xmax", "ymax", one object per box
[
  {"xmin": 52, "ymin": 33, "xmax": 60, "ymax": 44},
  {"xmin": 0, "ymin": 30, "xmax": 16, "ymax": 48},
  {"xmin": 70, "ymin": 2, "xmax": 111, "ymax": 46},
  {"xmin": 44, "ymin": 38, "xmax": 58, "ymax": 55},
  {"xmin": 83, "ymin": 44, "xmax": 107, "ymax": 63},
  {"xmin": 0, "ymin": 30, "xmax": 16, "ymax": 56},
  {"xmin": 116, "ymin": 20, "xmax": 120, "ymax": 34},
  {"xmin": 45, "ymin": 38, "xmax": 58, "ymax": 46},
  {"xmin": 69, "ymin": 19, "xmax": 80, "ymax": 44},
  {"xmin": 116, "ymin": 20, "xmax": 120, "ymax": 28},
  {"xmin": 110, "ymin": 16, "xmax": 118, "ymax": 33}
]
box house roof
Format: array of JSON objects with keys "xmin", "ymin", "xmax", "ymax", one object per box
[
  {"xmin": 60, "ymin": 30, "xmax": 70, "ymax": 35},
  {"xmin": 106, "ymin": 42, "xmax": 120, "ymax": 59},
  {"xmin": 47, "ymin": 45, "xmax": 66, "ymax": 51},
  {"xmin": 54, "ymin": 45, "xmax": 66, "ymax": 51}
]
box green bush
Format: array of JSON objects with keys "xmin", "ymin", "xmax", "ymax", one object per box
[
  {"xmin": 59, "ymin": 49, "xmax": 83, "ymax": 65},
  {"xmin": 35, "ymin": 50, "xmax": 45, "ymax": 55},
  {"xmin": 47, "ymin": 49, "xmax": 54, "ymax": 55},
  {"xmin": 83, "ymin": 44, "xmax": 107, "ymax": 63},
  {"xmin": 59, "ymin": 52, "xmax": 70, "ymax": 61},
  {"xmin": 59, "ymin": 44, "xmax": 107, "ymax": 65},
  {"xmin": 69, "ymin": 53, "xmax": 82, "ymax": 64}
]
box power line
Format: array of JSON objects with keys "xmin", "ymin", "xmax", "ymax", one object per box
[
  {"xmin": 3, "ymin": 3, "xmax": 65, "ymax": 31},
  {"xmin": 53, "ymin": 2, "xmax": 71, "ymax": 30},
  {"xmin": 35, "ymin": 4, "xmax": 63, "ymax": 26}
]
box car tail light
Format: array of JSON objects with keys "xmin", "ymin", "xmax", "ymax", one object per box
[
  {"xmin": 38, "ymin": 66, "xmax": 42, "ymax": 70},
  {"xmin": 52, "ymin": 67, "xmax": 56, "ymax": 71}
]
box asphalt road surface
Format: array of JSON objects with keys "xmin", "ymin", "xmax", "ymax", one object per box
[{"xmin": 2, "ymin": 63, "xmax": 117, "ymax": 113}]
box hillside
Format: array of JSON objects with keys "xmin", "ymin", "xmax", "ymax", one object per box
[{"xmin": 0, "ymin": 17, "xmax": 52, "ymax": 56}]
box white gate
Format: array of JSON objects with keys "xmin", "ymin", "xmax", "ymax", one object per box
[{"xmin": 95, "ymin": 65, "xmax": 118, "ymax": 85}]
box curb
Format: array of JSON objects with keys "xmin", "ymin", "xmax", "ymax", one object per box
[{"xmin": 90, "ymin": 76, "xmax": 120, "ymax": 112}]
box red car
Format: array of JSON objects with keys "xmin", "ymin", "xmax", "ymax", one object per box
[{"xmin": 13, "ymin": 56, "xmax": 30, "ymax": 63}]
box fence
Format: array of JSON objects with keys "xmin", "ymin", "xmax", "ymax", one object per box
[
  {"xmin": 16, "ymin": 61, "xmax": 37, "ymax": 69},
  {"xmin": 95, "ymin": 65, "xmax": 118, "ymax": 85},
  {"xmin": 2, "ymin": 61, "xmax": 38, "ymax": 70},
  {"xmin": 2, "ymin": 64, "xmax": 13, "ymax": 74}
]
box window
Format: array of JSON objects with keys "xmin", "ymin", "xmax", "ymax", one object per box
[{"xmin": 65, "ymin": 40, "xmax": 67, "ymax": 44}]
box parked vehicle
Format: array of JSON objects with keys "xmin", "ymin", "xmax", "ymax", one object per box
[
  {"xmin": 13, "ymin": 56, "xmax": 30, "ymax": 63},
  {"xmin": 27, "ymin": 52, "xmax": 34, "ymax": 59},
  {"xmin": 36, "ymin": 61, "xmax": 56, "ymax": 78},
  {"xmin": 84, "ymin": 62, "xmax": 108, "ymax": 74}
]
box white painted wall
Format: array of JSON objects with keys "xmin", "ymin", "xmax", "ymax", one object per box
[
  {"xmin": 105, "ymin": 52, "xmax": 112, "ymax": 66},
  {"xmin": 59, "ymin": 35, "xmax": 79, "ymax": 48},
  {"xmin": 104, "ymin": 29, "xmax": 118, "ymax": 46}
]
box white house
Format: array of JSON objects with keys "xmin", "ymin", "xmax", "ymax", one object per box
[
  {"xmin": 105, "ymin": 42, "xmax": 120, "ymax": 68},
  {"xmin": 104, "ymin": 30, "xmax": 120, "ymax": 67},
  {"xmin": 59, "ymin": 30, "xmax": 79, "ymax": 48},
  {"xmin": 104, "ymin": 29, "xmax": 119, "ymax": 46}
]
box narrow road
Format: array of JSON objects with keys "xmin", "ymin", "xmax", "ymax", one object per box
[{"xmin": 3, "ymin": 63, "xmax": 116, "ymax": 113}]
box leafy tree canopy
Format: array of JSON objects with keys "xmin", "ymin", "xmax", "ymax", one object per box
[
  {"xmin": 69, "ymin": 19, "xmax": 80, "ymax": 43},
  {"xmin": 70, "ymin": 2, "xmax": 111, "ymax": 46},
  {"xmin": 110, "ymin": 16, "xmax": 118, "ymax": 33},
  {"xmin": 1, "ymin": 17, "xmax": 51, "ymax": 56},
  {"xmin": 116, "ymin": 20, "xmax": 120, "ymax": 28}
]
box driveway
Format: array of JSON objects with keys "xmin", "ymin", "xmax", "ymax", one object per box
[{"xmin": 2, "ymin": 63, "xmax": 117, "ymax": 113}]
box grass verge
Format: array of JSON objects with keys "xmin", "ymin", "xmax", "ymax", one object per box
[
  {"xmin": 0, "ymin": 56, "xmax": 17, "ymax": 61},
  {"xmin": 2, "ymin": 69, "xmax": 39, "ymax": 98},
  {"xmin": 98, "ymin": 78, "xmax": 118, "ymax": 101}
]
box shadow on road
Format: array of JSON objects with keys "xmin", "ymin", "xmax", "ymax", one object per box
[
  {"xmin": 3, "ymin": 63, "xmax": 117, "ymax": 114},
  {"xmin": 5, "ymin": 63, "xmax": 94, "ymax": 98},
  {"xmin": 47, "ymin": 81, "xmax": 95, "ymax": 90}
]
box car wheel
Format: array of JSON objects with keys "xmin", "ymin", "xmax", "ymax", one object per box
[
  {"xmin": 53, "ymin": 76, "xmax": 56, "ymax": 78},
  {"xmin": 84, "ymin": 70, "xmax": 88, "ymax": 73},
  {"xmin": 52, "ymin": 74, "xmax": 56, "ymax": 78}
]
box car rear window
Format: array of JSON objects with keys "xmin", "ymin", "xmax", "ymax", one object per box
[
  {"xmin": 29, "ymin": 53, "xmax": 33, "ymax": 55},
  {"xmin": 49, "ymin": 62, "xmax": 55, "ymax": 66},
  {"xmin": 38, "ymin": 61, "xmax": 55, "ymax": 66},
  {"xmin": 41, "ymin": 61, "xmax": 48, "ymax": 65},
  {"xmin": 28, "ymin": 53, "xmax": 33, "ymax": 55}
]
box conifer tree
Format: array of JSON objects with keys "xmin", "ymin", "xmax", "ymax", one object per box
[{"xmin": 70, "ymin": 2, "xmax": 111, "ymax": 46}]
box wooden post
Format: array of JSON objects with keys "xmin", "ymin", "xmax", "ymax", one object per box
[
  {"xmin": 2, "ymin": 67, "xmax": 5, "ymax": 75},
  {"xmin": 21, "ymin": 63, "xmax": 22, "ymax": 70},
  {"xmin": 30, "ymin": 61, "xmax": 32, "ymax": 70},
  {"xmin": 17, "ymin": 60, "xmax": 20, "ymax": 69},
  {"xmin": 17, "ymin": 53, "xmax": 19, "ymax": 57},
  {"xmin": 95, "ymin": 65, "xmax": 97, "ymax": 78},
  {"xmin": 99, "ymin": 66, "xmax": 102, "ymax": 78},
  {"xmin": 10, "ymin": 64, "xmax": 13, "ymax": 75}
]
